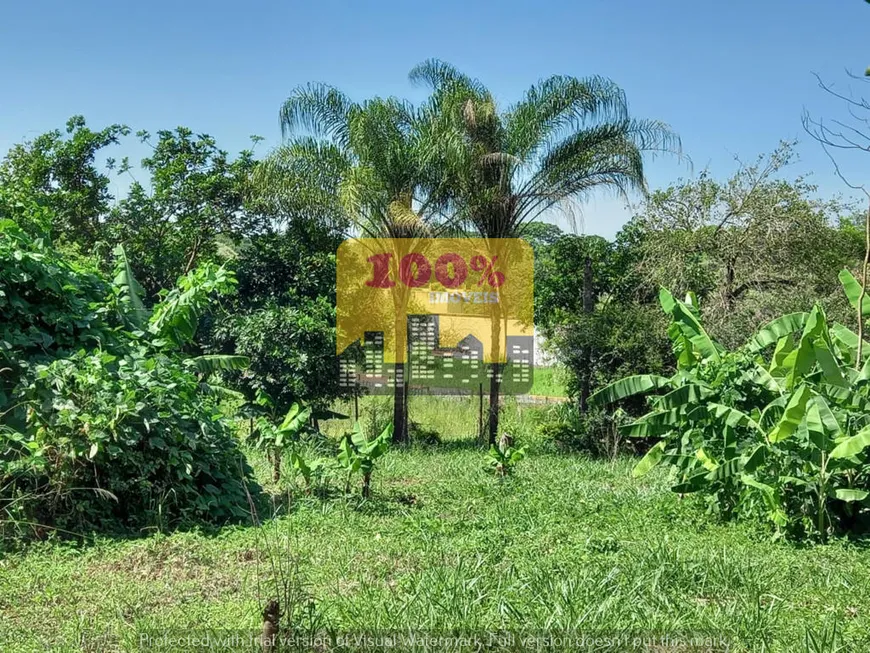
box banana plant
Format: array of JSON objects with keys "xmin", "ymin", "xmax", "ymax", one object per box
[
  {"xmin": 112, "ymin": 245, "xmax": 247, "ymax": 398},
  {"xmin": 336, "ymin": 422, "xmax": 392, "ymax": 498},
  {"xmin": 486, "ymin": 441, "xmax": 526, "ymax": 477},
  {"xmin": 253, "ymin": 402, "xmax": 312, "ymax": 483},
  {"xmin": 590, "ymin": 278, "xmax": 870, "ymax": 540},
  {"xmin": 288, "ymin": 450, "xmax": 331, "ymax": 494}
]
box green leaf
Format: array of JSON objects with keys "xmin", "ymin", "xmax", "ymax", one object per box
[
  {"xmin": 290, "ymin": 451, "xmax": 312, "ymax": 480},
  {"xmin": 838, "ymin": 269, "xmax": 870, "ymax": 316},
  {"xmin": 279, "ymin": 403, "xmax": 311, "ymax": 435},
  {"xmin": 786, "ymin": 305, "xmax": 826, "ymax": 390},
  {"xmin": 830, "ymin": 323, "xmax": 870, "ymax": 365},
  {"xmin": 742, "ymin": 445, "xmax": 767, "ymax": 473},
  {"xmin": 813, "ymin": 339, "xmax": 846, "ymax": 387},
  {"xmin": 820, "ymin": 383, "xmax": 870, "ymax": 412},
  {"xmin": 199, "ymin": 383, "xmax": 245, "ymax": 401},
  {"xmin": 588, "ymin": 375, "xmax": 671, "ymax": 407},
  {"xmin": 769, "ymin": 335, "xmax": 795, "ymax": 377},
  {"xmin": 337, "ymin": 434, "xmax": 359, "ymax": 470},
  {"xmin": 746, "ymin": 313, "xmax": 808, "ymax": 352},
  {"xmin": 189, "ymin": 355, "xmax": 250, "ymax": 374},
  {"xmin": 749, "ymin": 364, "xmax": 783, "ymax": 393},
  {"xmin": 695, "ymin": 447, "xmax": 717, "ymax": 471},
  {"xmin": 619, "ymin": 420, "xmax": 673, "ymax": 438},
  {"xmin": 833, "ymin": 488, "xmax": 869, "ymax": 502},
  {"xmin": 112, "ymin": 244, "xmax": 148, "ymax": 327},
  {"xmin": 704, "ymin": 403, "xmax": 763, "ymax": 433},
  {"xmin": 768, "ymin": 385, "xmax": 812, "ymax": 443},
  {"xmin": 653, "ymin": 384, "xmax": 711, "ymax": 410},
  {"xmin": 706, "ymin": 457, "xmax": 741, "ymax": 482},
  {"xmin": 660, "ymin": 288, "xmax": 721, "ymax": 363},
  {"xmin": 631, "ymin": 440, "xmax": 666, "ymax": 478},
  {"xmin": 805, "ymin": 395, "xmax": 842, "ymax": 451},
  {"xmin": 858, "ymin": 356, "xmax": 870, "ymax": 384},
  {"xmin": 671, "ymin": 470, "xmax": 709, "ymax": 493},
  {"xmin": 830, "ymin": 425, "xmax": 870, "ymax": 459},
  {"xmin": 637, "ymin": 408, "xmax": 685, "ymax": 426},
  {"xmin": 739, "ymin": 475, "xmax": 779, "ymax": 506},
  {"xmin": 658, "ymin": 287, "xmax": 677, "ymax": 314},
  {"xmin": 759, "ymin": 394, "xmax": 787, "ymax": 430}
]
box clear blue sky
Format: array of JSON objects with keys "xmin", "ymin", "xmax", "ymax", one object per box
[{"xmin": 1, "ymin": 0, "xmax": 868, "ymax": 236}]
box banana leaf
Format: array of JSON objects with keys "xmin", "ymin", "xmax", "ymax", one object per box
[
  {"xmin": 839, "ymin": 269, "xmax": 870, "ymax": 316},
  {"xmin": 588, "ymin": 374, "xmax": 671, "ymax": 407},
  {"xmin": 746, "ymin": 313, "xmax": 808, "ymax": 352},
  {"xmin": 768, "ymin": 385, "xmax": 812, "ymax": 443}
]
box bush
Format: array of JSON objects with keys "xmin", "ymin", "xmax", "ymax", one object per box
[
  {"xmin": 14, "ymin": 349, "xmax": 254, "ymax": 530},
  {"xmin": 0, "ymin": 218, "xmax": 258, "ymax": 536},
  {"xmin": 592, "ymin": 284, "xmax": 870, "ymax": 541},
  {"xmin": 538, "ymin": 403, "xmax": 629, "ymax": 458}
]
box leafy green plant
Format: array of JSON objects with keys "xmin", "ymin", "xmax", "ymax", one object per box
[
  {"xmin": 487, "ymin": 435, "xmax": 526, "ymax": 477},
  {"xmin": 288, "ymin": 450, "xmax": 331, "ymax": 494},
  {"xmin": 253, "ymin": 402, "xmax": 312, "ymax": 483},
  {"xmin": 336, "ymin": 422, "xmax": 392, "ymax": 498},
  {"xmin": 0, "ymin": 217, "xmax": 259, "ymax": 534},
  {"xmin": 538, "ymin": 403, "xmax": 629, "ymax": 458},
  {"xmin": 592, "ymin": 281, "xmax": 870, "ymax": 540}
]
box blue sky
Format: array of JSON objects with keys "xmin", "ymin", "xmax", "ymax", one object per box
[{"xmin": 1, "ymin": 0, "xmax": 868, "ymax": 237}]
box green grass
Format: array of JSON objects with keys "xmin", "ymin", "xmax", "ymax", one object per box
[
  {"xmin": 2, "ymin": 397, "xmax": 869, "ymax": 651},
  {"xmin": 527, "ymin": 366, "xmax": 568, "ymax": 397}
]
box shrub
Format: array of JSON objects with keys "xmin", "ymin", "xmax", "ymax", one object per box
[
  {"xmin": 486, "ymin": 434, "xmax": 526, "ymax": 477},
  {"xmin": 337, "ymin": 422, "xmax": 392, "ymax": 498},
  {"xmin": 592, "ymin": 282, "xmax": 870, "ymax": 541},
  {"xmin": 0, "ymin": 218, "xmax": 258, "ymax": 535},
  {"xmin": 17, "ymin": 349, "xmax": 254, "ymax": 530},
  {"xmin": 538, "ymin": 403, "xmax": 629, "ymax": 458}
]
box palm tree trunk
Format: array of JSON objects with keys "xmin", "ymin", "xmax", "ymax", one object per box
[
  {"xmin": 392, "ymin": 312, "xmax": 408, "ymax": 443},
  {"xmin": 487, "ymin": 307, "xmax": 502, "ymax": 445},
  {"xmin": 393, "ymin": 361, "xmax": 407, "ymax": 443}
]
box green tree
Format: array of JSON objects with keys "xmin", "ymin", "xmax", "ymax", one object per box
[
  {"xmin": 537, "ymin": 232, "xmax": 671, "ymax": 413},
  {"xmin": 0, "ymin": 116, "xmax": 129, "ymax": 248},
  {"xmin": 411, "ymin": 59, "xmax": 679, "ymax": 443},
  {"xmin": 262, "ymin": 86, "xmax": 445, "ymax": 443},
  {"xmin": 633, "ymin": 142, "xmax": 858, "ymax": 348},
  {"xmin": 107, "ymin": 128, "xmax": 261, "ymax": 298},
  {"xmin": 204, "ymin": 218, "xmax": 347, "ymax": 417}
]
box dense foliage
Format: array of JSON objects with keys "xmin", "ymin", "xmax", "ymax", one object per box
[
  {"xmin": 0, "ymin": 217, "xmax": 256, "ymax": 535},
  {"xmin": 2, "ymin": 57, "xmax": 869, "ymax": 546},
  {"xmin": 591, "ymin": 279, "xmax": 870, "ymax": 540},
  {"xmin": 204, "ymin": 220, "xmax": 347, "ymax": 417}
]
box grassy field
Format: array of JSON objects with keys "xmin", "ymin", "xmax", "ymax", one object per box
[
  {"xmin": 2, "ymin": 397, "xmax": 870, "ymax": 652},
  {"xmin": 527, "ymin": 366, "xmax": 568, "ymax": 397}
]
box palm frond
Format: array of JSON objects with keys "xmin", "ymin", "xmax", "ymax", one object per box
[
  {"xmin": 252, "ymin": 138, "xmax": 352, "ymax": 227},
  {"xmin": 279, "ymin": 83, "xmax": 357, "ymax": 147},
  {"xmin": 199, "ymin": 382, "xmax": 246, "ymax": 402},
  {"xmin": 409, "ymin": 59, "xmax": 487, "ymax": 96},
  {"xmin": 505, "ymin": 75, "xmax": 630, "ymax": 160},
  {"xmin": 515, "ymin": 119, "xmax": 680, "ymax": 221}
]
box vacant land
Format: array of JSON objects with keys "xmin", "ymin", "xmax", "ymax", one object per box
[{"xmin": 2, "ymin": 398, "xmax": 869, "ymax": 652}]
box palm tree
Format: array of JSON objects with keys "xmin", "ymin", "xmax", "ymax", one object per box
[
  {"xmin": 258, "ymin": 84, "xmax": 443, "ymax": 443},
  {"xmin": 410, "ymin": 59, "xmax": 680, "ymax": 444}
]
